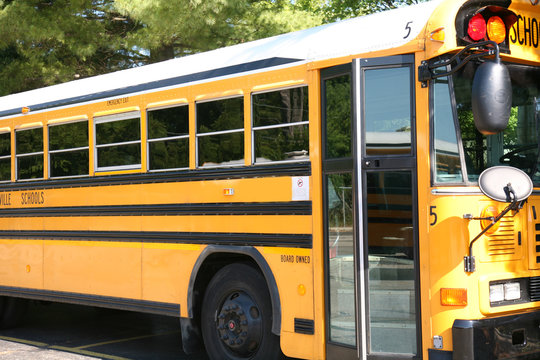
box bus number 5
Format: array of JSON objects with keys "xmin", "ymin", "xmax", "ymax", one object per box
[
  {"xmin": 430, "ymin": 206, "xmax": 438, "ymax": 226},
  {"xmin": 404, "ymin": 21, "xmax": 413, "ymax": 39}
]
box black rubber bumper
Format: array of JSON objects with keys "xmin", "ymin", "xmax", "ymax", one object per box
[{"xmin": 452, "ymin": 311, "xmax": 540, "ymax": 359}]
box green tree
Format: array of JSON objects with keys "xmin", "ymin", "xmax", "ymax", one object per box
[
  {"xmin": 113, "ymin": 0, "xmax": 323, "ymax": 61},
  {"xmin": 0, "ymin": 0, "xmax": 140, "ymax": 95}
]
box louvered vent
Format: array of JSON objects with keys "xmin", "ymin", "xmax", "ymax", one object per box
[
  {"xmin": 486, "ymin": 215, "xmax": 515, "ymax": 257},
  {"xmin": 529, "ymin": 276, "xmax": 540, "ymax": 302},
  {"xmin": 535, "ymin": 223, "xmax": 540, "ymax": 265}
]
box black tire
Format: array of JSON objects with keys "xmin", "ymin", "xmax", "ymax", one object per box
[
  {"xmin": 201, "ymin": 263, "xmax": 281, "ymax": 360},
  {"xmin": 0, "ymin": 296, "xmax": 28, "ymax": 329}
]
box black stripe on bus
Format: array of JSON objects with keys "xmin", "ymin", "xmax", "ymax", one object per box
[
  {"xmin": 0, "ymin": 286, "xmax": 180, "ymax": 317},
  {"xmin": 0, "ymin": 230, "xmax": 313, "ymax": 248},
  {"xmin": 0, "ymin": 201, "xmax": 312, "ymax": 217},
  {"xmin": 0, "ymin": 57, "xmax": 303, "ymax": 118},
  {"xmin": 0, "ymin": 162, "xmax": 311, "ymax": 191}
]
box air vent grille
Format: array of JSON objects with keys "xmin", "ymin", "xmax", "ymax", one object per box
[{"xmin": 486, "ymin": 215, "xmax": 515, "ymax": 257}]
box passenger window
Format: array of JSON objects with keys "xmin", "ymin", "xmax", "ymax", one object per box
[
  {"xmin": 252, "ymin": 86, "xmax": 309, "ymax": 163},
  {"xmin": 94, "ymin": 111, "xmax": 141, "ymax": 171},
  {"xmin": 16, "ymin": 127, "xmax": 44, "ymax": 180},
  {"xmin": 196, "ymin": 97, "xmax": 244, "ymax": 167},
  {"xmin": 49, "ymin": 121, "xmax": 89, "ymax": 178},
  {"xmin": 0, "ymin": 132, "xmax": 10, "ymax": 181},
  {"xmin": 147, "ymin": 105, "xmax": 189, "ymax": 171}
]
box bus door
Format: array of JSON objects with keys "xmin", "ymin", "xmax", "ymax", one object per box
[{"xmin": 323, "ymin": 55, "xmax": 420, "ymax": 359}]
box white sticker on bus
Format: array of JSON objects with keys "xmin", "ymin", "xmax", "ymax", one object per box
[{"xmin": 292, "ymin": 176, "xmax": 309, "ymax": 201}]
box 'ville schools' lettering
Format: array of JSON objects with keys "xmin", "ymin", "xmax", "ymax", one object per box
[
  {"xmin": 0, "ymin": 192, "xmax": 11, "ymax": 206},
  {"xmin": 21, "ymin": 191, "xmax": 45, "ymax": 205}
]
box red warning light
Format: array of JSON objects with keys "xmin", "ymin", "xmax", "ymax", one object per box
[{"xmin": 468, "ymin": 14, "xmax": 487, "ymax": 41}]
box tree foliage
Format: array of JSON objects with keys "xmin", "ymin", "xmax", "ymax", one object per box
[
  {"xmin": 0, "ymin": 0, "xmax": 141, "ymax": 95},
  {"xmin": 0, "ymin": 0, "xmax": 427, "ymax": 96}
]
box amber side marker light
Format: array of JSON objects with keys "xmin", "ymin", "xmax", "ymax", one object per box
[
  {"xmin": 480, "ymin": 205, "xmax": 500, "ymax": 234},
  {"xmin": 441, "ymin": 288, "xmax": 468, "ymax": 306}
]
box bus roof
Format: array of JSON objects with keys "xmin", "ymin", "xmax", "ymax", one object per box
[{"xmin": 0, "ymin": 0, "xmax": 444, "ymax": 117}]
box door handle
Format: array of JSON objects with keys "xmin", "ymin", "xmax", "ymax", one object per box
[{"xmin": 364, "ymin": 160, "xmax": 380, "ymax": 168}]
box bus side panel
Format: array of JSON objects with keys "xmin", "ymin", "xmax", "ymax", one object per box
[
  {"xmin": 260, "ymin": 247, "xmax": 315, "ymax": 359},
  {"xmin": 0, "ymin": 240, "xmax": 43, "ymax": 289},
  {"xmin": 142, "ymin": 243, "xmax": 202, "ymax": 312},
  {"xmin": 43, "ymin": 241, "xmax": 142, "ymax": 299}
]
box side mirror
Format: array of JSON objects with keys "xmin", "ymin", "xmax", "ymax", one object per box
[
  {"xmin": 478, "ymin": 166, "xmax": 533, "ymax": 203},
  {"xmin": 472, "ymin": 61, "xmax": 512, "ymax": 135}
]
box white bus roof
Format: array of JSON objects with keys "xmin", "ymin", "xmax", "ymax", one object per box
[{"xmin": 0, "ymin": 0, "xmax": 443, "ymax": 117}]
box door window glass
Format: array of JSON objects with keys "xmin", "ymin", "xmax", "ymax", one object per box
[
  {"xmin": 326, "ymin": 172, "xmax": 356, "ymax": 346},
  {"xmin": 366, "ymin": 171, "xmax": 416, "ymax": 354},
  {"xmin": 325, "ymin": 75, "xmax": 352, "ymax": 159},
  {"xmin": 365, "ymin": 67, "xmax": 411, "ymax": 156}
]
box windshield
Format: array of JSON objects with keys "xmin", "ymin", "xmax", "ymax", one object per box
[{"xmin": 433, "ymin": 61, "xmax": 540, "ymax": 186}]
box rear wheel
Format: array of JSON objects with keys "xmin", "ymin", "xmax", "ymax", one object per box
[
  {"xmin": 0, "ymin": 296, "xmax": 28, "ymax": 329},
  {"xmin": 201, "ymin": 263, "xmax": 280, "ymax": 360}
]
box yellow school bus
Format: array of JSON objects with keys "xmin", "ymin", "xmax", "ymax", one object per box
[{"xmin": 0, "ymin": 0, "xmax": 540, "ymax": 359}]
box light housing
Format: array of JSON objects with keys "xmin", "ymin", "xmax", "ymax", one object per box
[
  {"xmin": 456, "ymin": 4, "xmax": 518, "ymax": 52},
  {"xmin": 489, "ymin": 279, "xmax": 527, "ymax": 306}
]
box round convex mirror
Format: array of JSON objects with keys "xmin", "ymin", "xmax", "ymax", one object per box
[{"xmin": 478, "ymin": 166, "xmax": 533, "ymax": 202}]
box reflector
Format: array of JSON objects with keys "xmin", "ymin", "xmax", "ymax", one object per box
[
  {"xmin": 487, "ymin": 16, "xmax": 506, "ymax": 44},
  {"xmin": 468, "ymin": 14, "xmax": 486, "ymax": 41}
]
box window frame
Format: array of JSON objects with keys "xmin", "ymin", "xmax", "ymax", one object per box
[
  {"xmin": 429, "ymin": 66, "xmax": 469, "ymax": 186},
  {"xmin": 251, "ymin": 85, "xmax": 310, "ymax": 165},
  {"xmin": 48, "ymin": 119, "xmax": 90, "ymax": 179},
  {"xmin": 0, "ymin": 131, "xmax": 11, "ymax": 183},
  {"xmin": 195, "ymin": 95, "xmax": 245, "ymax": 168},
  {"xmin": 15, "ymin": 126, "xmax": 44, "ymax": 181},
  {"xmin": 94, "ymin": 111, "xmax": 142, "ymax": 172},
  {"xmin": 146, "ymin": 104, "xmax": 190, "ymax": 172}
]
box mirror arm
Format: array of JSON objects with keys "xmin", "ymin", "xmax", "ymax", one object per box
[
  {"xmin": 418, "ymin": 41, "xmax": 500, "ymax": 86},
  {"xmin": 463, "ymin": 184, "xmax": 522, "ymax": 273}
]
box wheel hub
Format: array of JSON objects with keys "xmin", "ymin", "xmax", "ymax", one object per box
[{"xmin": 216, "ymin": 291, "xmax": 262, "ymax": 356}]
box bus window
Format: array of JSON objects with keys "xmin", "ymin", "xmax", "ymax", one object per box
[
  {"xmin": 16, "ymin": 127, "xmax": 44, "ymax": 180},
  {"xmin": 94, "ymin": 111, "xmax": 141, "ymax": 171},
  {"xmin": 453, "ymin": 62, "xmax": 540, "ymax": 183},
  {"xmin": 196, "ymin": 97, "xmax": 244, "ymax": 167},
  {"xmin": 432, "ymin": 78, "xmax": 463, "ymax": 183},
  {"xmin": 147, "ymin": 105, "xmax": 189, "ymax": 171},
  {"xmin": 0, "ymin": 132, "xmax": 10, "ymax": 181},
  {"xmin": 252, "ymin": 87, "xmax": 309, "ymax": 164},
  {"xmin": 49, "ymin": 120, "xmax": 89, "ymax": 178}
]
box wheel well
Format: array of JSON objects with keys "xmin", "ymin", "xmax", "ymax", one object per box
[
  {"xmin": 186, "ymin": 246, "xmax": 282, "ymax": 335},
  {"xmin": 191, "ymin": 252, "xmax": 258, "ymax": 326},
  {"xmin": 181, "ymin": 247, "xmax": 282, "ymax": 354}
]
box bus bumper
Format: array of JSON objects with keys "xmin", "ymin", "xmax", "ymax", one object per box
[{"xmin": 452, "ymin": 311, "xmax": 540, "ymax": 359}]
